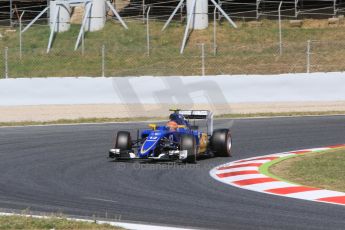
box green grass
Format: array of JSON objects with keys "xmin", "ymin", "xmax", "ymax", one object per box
[
  {"xmin": 2, "ymin": 19, "xmax": 345, "ymax": 77},
  {"xmin": 259, "ymin": 155, "xmax": 302, "ymax": 185},
  {"xmin": 0, "ymin": 215, "xmax": 124, "ymax": 230},
  {"xmin": 0, "ymin": 111, "xmax": 344, "ymax": 127},
  {"xmin": 269, "ymin": 148, "xmax": 345, "ymax": 192}
]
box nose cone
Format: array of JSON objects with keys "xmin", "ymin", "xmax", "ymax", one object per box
[{"xmin": 140, "ymin": 139, "xmax": 158, "ymax": 156}]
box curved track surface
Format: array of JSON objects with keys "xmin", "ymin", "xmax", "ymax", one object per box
[{"xmin": 0, "ymin": 116, "xmax": 345, "ymax": 230}]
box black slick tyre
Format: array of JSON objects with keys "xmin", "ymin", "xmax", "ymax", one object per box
[
  {"xmin": 210, "ymin": 129, "xmax": 232, "ymax": 157},
  {"xmin": 180, "ymin": 134, "xmax": 197, "ymax": 163},
  {"xmin": 115, "ymin": 131, "xmax": 132, "ymax": 150}
]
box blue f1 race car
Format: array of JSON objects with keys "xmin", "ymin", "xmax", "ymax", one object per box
[{"xmin": 109, "ymin": 110, "xmax": 232, "ymax": 163}]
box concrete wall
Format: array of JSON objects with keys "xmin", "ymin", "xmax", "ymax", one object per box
[
  {"xmin": 0, "ymin": 73, "xmax": 345, "ymax": 107},
  {"xmin": 0, "ymin": 73, "xmax": 345, "ymax": 122}
]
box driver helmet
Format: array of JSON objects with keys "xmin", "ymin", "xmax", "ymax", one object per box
[{"xmin": 169, "ymin": 113, "xmax": 186, "ymax": 125}]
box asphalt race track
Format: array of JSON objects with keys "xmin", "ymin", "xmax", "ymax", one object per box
[{"xmin": 0, "ymin": 116, "xmax": 345, "ymax": 230}]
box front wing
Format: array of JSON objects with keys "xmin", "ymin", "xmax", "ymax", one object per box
[{"xmin": 109, "ymin": 148, "xmax": 188, "ymax": 161}]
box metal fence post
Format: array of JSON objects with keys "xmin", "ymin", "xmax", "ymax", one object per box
[
  {"xmin": 82, "ymin": 29, "xmax": 85, "ymax": 56},
  {"xmin": 142, "ymin": 0, "xmax": 146, "ymax": 23},
  {"xmin": 102, "ymin": 44, "xmax": 105, "ymax": 77},
  {"xmin": 180, "ymin": 2, "xmax": 184, "ymax": 23},
  {"xmin": 278, "ymin": 1, "xmax": 283, "ymax": 55},
  {"xmin": 256, "ymin": 0, "xmax": 260, "ymax": 20},
  {"xmin": 5, "ymin": 47, "xmax": 9, "ymax": 79},
  {"xmin": 10, "ymin": 0, "xmax": 13, "ymax": 27},
  {"xmin": 19, "ymin": 11, "xmax": 25, "ymax": 60},
  {"xmin": 306, "ymin": 40, "xmax": 311, "ymax": 73},
  {"xmin": 213, "ymin": 7, "xmax": 217, "ymax": 56},
  {"xmin": 146, "ymin": 6, "xmax": 151, "ymax": 56},
  {"xmin": 201, "ymin": 43, "xmax": 205, "ymax": 76}
]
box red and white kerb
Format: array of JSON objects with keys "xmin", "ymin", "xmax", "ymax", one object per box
[{"xmin": 210, "ymin": 144, "xmax": 345, "ymax": 206}]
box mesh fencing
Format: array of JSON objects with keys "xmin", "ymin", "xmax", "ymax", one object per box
[
  {"xmin": 309, "ymin": 40, "xmax": 345, "ymax": 73},
  {"xmin": 0, "ymin": 40, "xmax": 344, "ymax": 78},
  {"xmin": 0, "ymin": 48, "xmax": 3, "ymax": 78}
]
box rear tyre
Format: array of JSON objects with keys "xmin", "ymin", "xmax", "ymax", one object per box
[
  {"xmin": 210, "ymin": 129, "xmax": 232, "ymax": 157},
  {"xmin": 180, "ymin": 134, "xmax": 197, "ymax": 164},
  {"xmin": 115, "ymin": 131, "xmax": 132, "ymax": 150}
]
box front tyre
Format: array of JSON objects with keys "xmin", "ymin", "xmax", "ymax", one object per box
[
  {"xmin": 115, "ymin": 131, "xmax": 132, "ymax": 150},
  {"xmin": 210, "ymin": 129, "xmax": 232, "ymax": 157},
  {"xmin": 180, "ymin": 134, "xmax": 197, "ymax": 163}
]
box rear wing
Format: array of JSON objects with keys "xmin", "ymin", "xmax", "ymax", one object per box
[
  {"xmin": 175, "ymin": 110, "xmax": 214, "ymax": 135},
  {"xmin": 177, "ymin": 110, "xmax": 210, "ymax": 119}
]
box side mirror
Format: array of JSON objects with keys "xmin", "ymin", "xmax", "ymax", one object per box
[{"xmin": 149, "ymin": 124, "xmax": 157, "ymax": 130}]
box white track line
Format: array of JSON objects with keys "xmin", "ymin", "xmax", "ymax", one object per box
[
  {"xmin": 220, "ymin": 174, "xmax": 268, "ymax": 183},
  {"xmin": 243, "ymin": 181, "xmax": 295, "ymax": 191}
]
